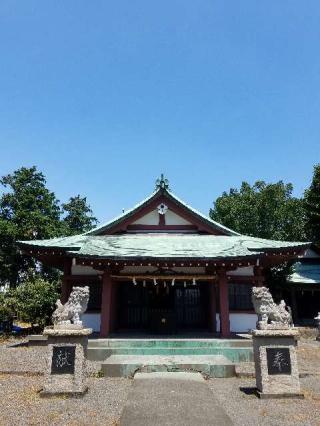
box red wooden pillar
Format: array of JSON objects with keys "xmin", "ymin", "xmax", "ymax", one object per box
[
  {"xmin": 209, "ymin": 281, "xmax": 217, "ymax": 333},
  {"xmin": 61, "ymin": 258, "xmax": 72, "ymax": 303},
  {"xmin": 218, "ymin": 269, "xmax": 230, "ymax": 337},
  {"xmin": 254, "ymin": 265, "xmax": 264, "ymax": 287},
  {"xmin": 100, "ymin": 272, "xmax": 113, "ymax": 337}
]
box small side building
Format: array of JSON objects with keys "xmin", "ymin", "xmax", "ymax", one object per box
[
  {"xmin": 288, "ymin": 245, "xmax": 320, "ymax": 325},
  {"xmin": 18, "ymin": 176, "xmax": 310, "ymax": 337}
]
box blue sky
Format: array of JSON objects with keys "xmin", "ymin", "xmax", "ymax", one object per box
[{"xmin": 0, "ymin": 1, "xmax": 319, "ymax": 223}]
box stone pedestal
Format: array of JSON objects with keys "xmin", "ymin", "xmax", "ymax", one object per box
[
  {"xmin": 41, "ymin": 327, "xmax": 92, "ymax": 396},
  {"xmin": 252, "ymin": 329, "xmax": 303, "ymax": 399}
]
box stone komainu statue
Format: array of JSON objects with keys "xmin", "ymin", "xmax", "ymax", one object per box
[
  {"xmin": 52, "ymin": 286, "xmax": 90, "ymax": 327},
  {"xmin": 251, "ymin": 286, "xmax": 292, "ymax": 330}
]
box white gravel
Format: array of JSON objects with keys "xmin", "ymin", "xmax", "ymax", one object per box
[
  {"xmin": 208, "ymin": 376, "xmax": 320, "ymax": 426},
  {"xmin": 0, "ymin": 374, "xmax": 132, "ymax": 426}
]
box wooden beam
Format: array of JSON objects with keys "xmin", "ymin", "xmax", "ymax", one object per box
[{"xmin": 110, "ymin": 274, "xmax": 217, "ymax": 281}]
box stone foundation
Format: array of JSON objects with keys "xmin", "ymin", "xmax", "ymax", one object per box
[
  {"xmin": 252, "ymin": 329, "xmax": 303, "ymax": 399},
  {"xmin": 41, "ymin": 327, "xmax": 92, "ymax": 396}
]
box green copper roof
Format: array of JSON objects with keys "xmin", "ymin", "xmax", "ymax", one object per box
[
  {"xmin": 85, "ymin": 188, "xmax": 240, "ymax": 236},
  {"xmin": 19, "ymin": 234, "xmax": 309, "ymax": 260},
  {"xmin": 288, "ymin": 262, "xmax": 320, "ymax": 285},
  {"xmin": 17, "ymin": 183, "xmax": 310, "ymax": 261}
]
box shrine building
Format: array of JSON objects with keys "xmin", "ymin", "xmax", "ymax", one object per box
[{"xmin": 19, "ymin": 176, "xmax": 310, "ymax": 337}]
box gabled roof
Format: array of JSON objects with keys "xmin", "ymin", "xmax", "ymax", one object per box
[
  {"xmin": 85, "ymin": 187, "xmax": 240, "ymax": 236},
  {"xmin": 17, "ymin": 177, "xmax": 311, "ymax": 261}
]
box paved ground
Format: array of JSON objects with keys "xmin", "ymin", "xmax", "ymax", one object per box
[{"xmin": 120, "ymin": 372, "xmax": 233, "ymax": 426}]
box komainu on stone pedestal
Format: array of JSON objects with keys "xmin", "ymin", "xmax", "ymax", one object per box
[
  {"xmin": 52, "ymin": 286, "xmax": 89, "ymax": 329},
  {"xmin": 41, "ymin": 286, "xmax": 92, "ymax": 396},
  {"xmin": 251, "ymin": 287, "xmax": 303, "ymax": 399},
  {"xmin": 252, "ymin": 286, "xmax": 293, "ymax": 330}
]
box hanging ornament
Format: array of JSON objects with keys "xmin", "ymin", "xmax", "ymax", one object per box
[
  {"xmin": 192, "ymin": 278, "xmax": 196, "ymax": 286},
  {"xmin": 171, "ymin": 278, "xmax": 175, "ymax": 286},
  {"xmin": 133, "ymin": 277, "xmax": 137, "ymax": 286},
  {"xmin": 153, "ymin": 278, "xmax": 157, "ymax": 286}
]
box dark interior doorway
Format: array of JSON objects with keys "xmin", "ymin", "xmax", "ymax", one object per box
[
  {"xmin": 296, "ymin": 289, "xmax": 320, "ymax": 321},
  {"xmin": 117, "ymin": 281, "xmax": 210, "ymax": 333}
]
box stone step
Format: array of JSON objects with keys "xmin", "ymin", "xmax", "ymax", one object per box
[
  {"xmin": 87, "ymin": 346, "xmax": 253, "ymax": 363},
  {"xmin": 88, "ymin": 338, "xmax": 253, "ymax": 349},
  {"xmin": 235, "ymin": 362, "xmax": 255, "ymax": 378},
  {"xmin": 101, "ymin": 354, "xmax": 236, "ymax": 378}
]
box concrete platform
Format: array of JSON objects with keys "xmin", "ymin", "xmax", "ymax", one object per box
[
  {"xmin": 120, "ymin": 372, "xmax": 233, "ymax": 425},
  {"xmin": 101, "ymin": 354, "xmax": 235, "ymax": 378},
  {"xmin": 87, "ymin": 345, "xmax": 253, "ymax": 362},
  {"xmin": 88, "ymin": 337, "xmax": 253, "ymax": 348}
]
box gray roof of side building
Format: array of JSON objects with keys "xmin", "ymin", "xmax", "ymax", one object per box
[{"xmin": 288, "ymin": 262, "xmax": 320, "ymax": 285}]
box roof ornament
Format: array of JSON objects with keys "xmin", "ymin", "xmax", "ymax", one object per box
[{"xmin": 155, "ymin": 173, "xmax": 170, "ymax": 191}]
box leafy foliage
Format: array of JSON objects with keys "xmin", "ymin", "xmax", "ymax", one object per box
[
  {"xmin": 12, "ymin": 277, "xmax": 60, "ymax": 328},
  {"xmin": 210, "ymin": 180, "xmax": 306, "ymax": 241},
  {"xmin": 304, "ymin": 164, "xmax": 320, "ymax": 246},
  {"xmin": 0, "ymin": 166, "xmax": 98, "ymax": 287},
  {"xmin": 0, "ymin": 167, "xmax": 63, "ymax": 287},
  {"xmin": 210, "ymin": 180, "xmax": 307, "ymax": 293},
  {"xmin": 62, "ymin": 195, "xmax": 97, "ymax": 235},
  {"xmin": 0, "ymin": 291, "xmax": 15, "ymax": 322}
]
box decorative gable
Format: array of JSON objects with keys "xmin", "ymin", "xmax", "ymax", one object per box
[
  {"xmin": 87, "ymin": 175, "xmax": 240, "ymax": 236},
  {"xmin": 132, "ymin": 208, "xmax": 192, "ymax": 227}
]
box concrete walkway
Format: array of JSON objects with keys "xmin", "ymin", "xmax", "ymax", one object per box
[{"xmin": 120, "ymin": 372, "xmax": 233, "ymax": 426}]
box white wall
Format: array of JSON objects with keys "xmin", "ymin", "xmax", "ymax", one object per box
[
  {"xmin": 229, "ymin": 313, "xmax": 257, "ymax": 332},
  {"xmin": 216, "ymin": 313, "xmax": 257, "ymax": 333},
  {"xmin": 82, "ymin": 313, "xmax": 101, "ymax": 332},
  {"xmin": 132, "ymin": 208, "xmax": 192, "ymax": 226},
  {"xmin": 132, "ymin": 210, "xmax": 159, "ymax": 225},
  {"xmin": 165, "ymin": 210, "xmax": 191, "ymax": 225}
]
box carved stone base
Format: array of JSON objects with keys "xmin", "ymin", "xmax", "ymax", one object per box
[
  {"xmin": 41, "ymin": 327, "xmax": 92, "ymax": 396},
  {"xmin": 252, "ymin": 329, "xmax": 303, "ymax": 399}
]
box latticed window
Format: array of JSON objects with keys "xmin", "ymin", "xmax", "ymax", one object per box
[{"xmin": 228, "ymin": 283, "xmax": 253, "ymax": 310}]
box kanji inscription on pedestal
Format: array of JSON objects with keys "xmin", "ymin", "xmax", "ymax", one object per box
[
  {"xmin": 266, "ymin": 348, "xmax": 291, "ymax": 375},
  {"xmin": 51, "ymin": 346, "xmax": 76, "ymax": 375}
]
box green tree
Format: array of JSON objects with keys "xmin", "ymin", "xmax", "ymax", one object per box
[
  {"xmin": 0, "ymin": 291, "xmax": 15, "ymax": 323},
  {"xmin": 210, "ymin": 180, "xmax": 307, "ymax": 296},
  {"xmin": 304, "ymin": 164, "xmax": 320, "ymax": 245},
  {"xmin": 210, "ymin": 181, "xmax": 306, "ymax": 241},
  {"xmin": 0, "ymin": 166, "xmax": 63, "ymax": 287},
  {"xmin": 62, "ymin": 195, "xmax": 97, "ymax": 235},
  {"xmin": 13, "ymin": 277, "xmax": 60, "ymax": 328}
]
